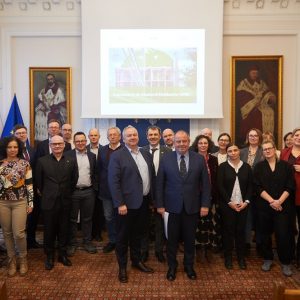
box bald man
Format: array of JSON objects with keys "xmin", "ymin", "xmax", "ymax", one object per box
[{"xmin": 36, "ymin": 135, "xmax": 78, "ymax": 270}]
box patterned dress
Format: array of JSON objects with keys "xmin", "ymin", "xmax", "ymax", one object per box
[
  {"xmin": 0, "ymin": 159, "xmax": 33, "ymax": 207},
  {"xmin": 195, "ymin": 154, "xmax": 221, "ymax": 251}
]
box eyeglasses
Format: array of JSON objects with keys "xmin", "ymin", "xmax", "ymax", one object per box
[
  {"xmin": 219, "ymin": 139, "xmax": 229, "ymax": 143},
  {"xmin": 262, "ymin": 147, "xmax": 274, "ymax": 152},
  {"xmin": 74, "ymin": 140, "xmax": 87, "ymax": 144}
]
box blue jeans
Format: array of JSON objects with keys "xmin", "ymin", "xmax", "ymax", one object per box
[{"xmin": 100, "ymin": 196, "xmax": 116, "ymax": 244}]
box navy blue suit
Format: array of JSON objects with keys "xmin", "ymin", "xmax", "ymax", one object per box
[
  {"xmin": 108, "ymin": 146, "xmax": 155, "ymax": 267},
  {"xmin": 156, "ymin": 150, "xmax": 211, "ymax": 268}
]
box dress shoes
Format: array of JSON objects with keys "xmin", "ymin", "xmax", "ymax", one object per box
[
  {"xmin": 238, "ymin": 258, "xmax": 247, "ymax": 270},
  {"xmin": 140, "ymin": 251, "xmax": 149, "ymax": 263},
  {"xmin": 27, "ymin": 240, "xmax": 42, "ymax": 249},
  {"xmin": 155, "ymin": 251, "xmax": 166, "ymax": 263},
  {"xmin": 184, "ymin": 266, "xmax": 197, "ymax": 280},
  {"xmin": 45, "ymin": 255, "xmax": 54, "ymax": 271},
  {"xmin": 118, "ymin": 268, "xmax": 128, "ymax": 283},
  {"xmin": 58, "ymin": 255, "xmax": 72, "ymax": 267},
  {"xmin": 166, "ymin": 267, "xmax": 176, "ymax": 281},
  {"xmin": 83, "ymin": 242, "xmax": 97, "ymax": 254},
  {"xmin": 224, "ymin": 257, "xmax": 233, "ymax": 270},
  {"xmin": 132, "ymin": 261, "xmax": 154, "ymax": 273},
  {"xmin": 103, "ymin": 242, "xmax": 116, "ymax": 253}
]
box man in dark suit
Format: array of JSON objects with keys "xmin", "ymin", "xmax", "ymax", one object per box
[
  {"xmin": 36, "ymin": 135, "xmax": 78, "ymax": 270},
  {"xmin": 35, "ymin": 119, "xmax": 72, "ymax": 158},
  {"xmin": 65, "ymin": 132, "xmax": 98, "ymax": 256},
  {"xmin": 141, "ymin": 125, "xmax": 171, "ymax": 263},
  {"xmin": 156, "ymin": 130, "xmax": 211, "ymax": 281},
  {"xmin": 108, "ymin": 125, "xmax": 155, "ymax": 283},
  {"xmin": 13, "ymin": 124, "xmax": 40, "ymax": 249},
  {"xmin": 98, "ymin": 126, "xmax": 123, "ymax": 254},
  {"xmin": 87, "ymin": 128, "xmax": 105, "ymax": 241}
]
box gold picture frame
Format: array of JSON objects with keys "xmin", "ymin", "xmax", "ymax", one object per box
[
  {"xmin": 29, "ymin": 67, "xmax": 72, "ymax": 145},
  {"xmin": 231, "ymin": 56, "xmax": 283, "ymax": 148}
]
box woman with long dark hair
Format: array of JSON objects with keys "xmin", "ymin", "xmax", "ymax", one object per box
[
  {"xmin": 0, "ymin": 136, "xmax": 33, "ymax": 277},
  {"xmin": 191, "ymin": 135, "xmax": 220, "ymax": 260}
]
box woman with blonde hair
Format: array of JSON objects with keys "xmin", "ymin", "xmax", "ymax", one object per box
[{"xmin": 254, "ymin": 140, "xmax": 295, "ymax": 276}]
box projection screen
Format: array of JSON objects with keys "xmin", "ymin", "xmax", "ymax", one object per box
[{"xmin": 81, "ymin": 0, "xmax": 224, "ymax": 119}]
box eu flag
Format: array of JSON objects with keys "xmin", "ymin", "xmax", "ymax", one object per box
[{"xmin": 1, "ymin": 95, "xmax": 25, "ymax": 138}]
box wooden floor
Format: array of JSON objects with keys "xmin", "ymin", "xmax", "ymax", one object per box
[{"xmin": 0, "ymin": 238, "xmax": 299, "ymax": 300}]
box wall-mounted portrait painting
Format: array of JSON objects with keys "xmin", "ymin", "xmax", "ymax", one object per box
[
  {"xmin": 29, "ymin": 67, "xmax": 71, "ymax": 145},
  {"xmin": 231, "ymin": 56, "xmax": 283, "ymax": 148}
]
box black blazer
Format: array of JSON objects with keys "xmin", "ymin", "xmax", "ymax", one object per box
[
  {"xmin": 36, "ymin": 139, "xmax": 71, "ymax": 159},
  {"xmin": 65, "ymin": 149, "xmax": 98, "ymax": 192},
  {"xmin": 86, "ymin": 144, "xmax": 103, "ymax": 158},
  {"xmin": 253, "ymin": 159, "xmax": 295, "ymax": 210},
  {"xmin": 35, "ymin": 154, "xmax": 78, "ymax": 210},
  {"xmin": 217, "ymin": 161, "xmax": 253, "ymax": 204}
]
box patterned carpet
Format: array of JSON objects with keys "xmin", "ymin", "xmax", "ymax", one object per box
[{"xmin": 0, "ymin": 239, "xmax": 299, "ymax": 300}]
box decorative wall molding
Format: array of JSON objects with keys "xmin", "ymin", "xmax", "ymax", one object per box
[
  {"xmin": 224, "ymin": 0, "xmax": 300, "ymax": 14},
  {"xmin": 0, "ymin": 0, "xmax": 80, "ymax": 15}
]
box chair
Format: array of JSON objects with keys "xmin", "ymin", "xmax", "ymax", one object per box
[{"xmin": 273, "ymin": 281, "xmax": 300, "ymax": 300}]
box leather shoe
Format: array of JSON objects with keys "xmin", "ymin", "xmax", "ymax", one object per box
[
  {"xmin": 103, "ymin": 242, "xmax": 116, "ymax": 254},
  {"xmin": 132, "ymin": 262, "xmax": 154, "ymax": 273},
  {"xmin": 27, "ymin": 240, "xmax": 42, "ymax": 249},
  {"xmin": 45, "ymin": 255, "xmax": 54, "ymax": 270},
  {"xmin": 166, "ymin": 267, "xmax": 176, "ymax": 281},
  {"xmin": 118, "ymin": 268, "xmax": 128, "ymax": 283},
  {"xmin": 238, "ymin": 258, "xmax": 247, "ymax": 270},
  {"xmin": 184, "ymin": 266, "xmax": 197, "ymax": 280},
  {"xmin": 155, "ymin": 251, "xmax": 166, "ymax": 263},
  {"xmin": 225, "ymin": 257, "xmax": 233, "ymax": 270},
  {"xmin": 58, "ymin": 255, "xmax": 72, "ymax": 267},
  {"xmin": 140, "ymin": 251, "xmax": 149, "ymax": 263}
]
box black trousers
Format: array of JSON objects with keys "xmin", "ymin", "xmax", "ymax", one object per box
[
  {"xmin": 42, "ymin": 199, "xmax": 70, "ymax": 256},
  {"xmin": 91, "ymin": 195, "xmax": 105, "ymax": 239},
  {"xmin": 258, "ymin": 204, "xmax": 293, "ymax": 265},
  {"xmin": 115, "ymin": 197, "xmax": 148, "ymax": 268},
  {"xmin": 141, "ymin": 209, "xmax": 165, "ymax": 253},
  {"xmin": 26, "ymin": 195, "xmax": 41, "ymax": 243},
  {"xmin": 220, "ymin": 202, "xmax": 248, "ymax": 259},
  {"xmin": 69, "ymin": 188, "xmax": 95, "ymax": 244},
  {"xmin": 167, "ymin": 209, "xmax": 198, "ymax": 268}
]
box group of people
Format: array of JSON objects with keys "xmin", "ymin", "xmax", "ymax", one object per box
[{"xmin": 0, "ymin": 120, "xmax": 299, "ymax": 283}]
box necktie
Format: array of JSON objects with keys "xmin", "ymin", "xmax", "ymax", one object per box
[
  {"xmin": 23, "ymin": 149, "xmax": 30, "ymax": 162},
  {"xmin": 180, "ymin": 155, "xmax": 187, "ymax": 177},
  {"xmin": 151, "ymin": 148, "xmax": 158, "ymax": 158}
]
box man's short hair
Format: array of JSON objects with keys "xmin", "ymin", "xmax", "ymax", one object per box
[
  {"xmin": 146, "ymin": 125, "xmax": 161, "ymax": 135},
  {"xmin": 73, "ymin": 131, "xmax": 86, "ymax": 140},
  {"xmin": 48, "ymin": 119, "xmax": 61, "ymax": 127},
  {"xmin": 107, "ymin": 126, "xmax": 121, "ymax": 137},
  {"xmin": 122, "ymin": 125, "xmax": 137, "ymax": 140},
  {"xmin": 13, "ymin": 124, "xmax": 27, "ymax": 133}
]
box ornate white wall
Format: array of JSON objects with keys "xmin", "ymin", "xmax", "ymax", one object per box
[{"xmin": 0, "ymin": 0, "xmax": 299, "ymax": 145}]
